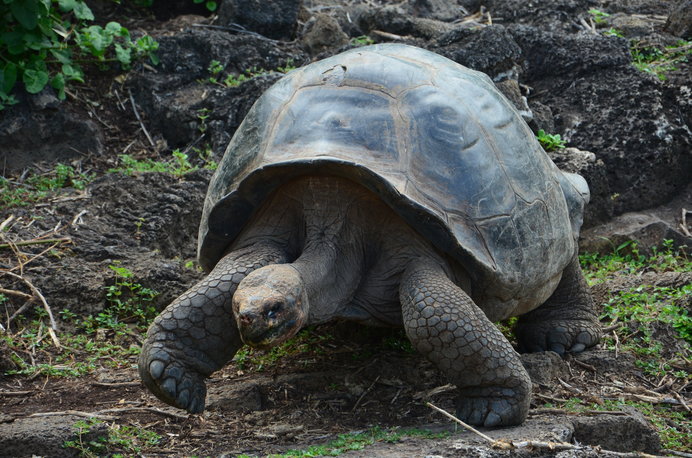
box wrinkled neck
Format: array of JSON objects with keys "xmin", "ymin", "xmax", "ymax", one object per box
[{"xmin": 290, "ymin": 239, "xmax": 361, "ymax": 324}]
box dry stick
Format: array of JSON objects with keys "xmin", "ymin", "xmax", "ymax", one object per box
[
  {"xmin": 426, "ymin": 402, "xmax": 663, "ymax": 457},
  {"xmin": 425, "ymin": 401, "xmax": 495, "ymax": 444},
  {"xmin": 351, "ymin": 375, "xmax": 381, "ymax": 412},
  {"xmin": 10, "ymin": 241, "xmax": 64, "ymax": 273},
  {"xmin": 0, "ymin": 287, "xmax": 32, "ymax": 300},
  {"xmin": 29, "ymin": 410, "xmax": 117, "ymax": 421},
  {"xmin": 128, "ymin": 89, "xmax": 155, "ymax": 147},
  {"xmin": 681, "ymin": 208, "xmax": 691, "ymax": 237},
  {"xmin": 0, "ymin": 271, "xmax": 59, "ymax": 344}
]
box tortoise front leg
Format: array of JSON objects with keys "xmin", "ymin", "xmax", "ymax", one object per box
[
  {"xmin": 139, "ymin": 242, "xmax": 287, "ymax": 413},
  {"xmin": 516, "ymin": 254, "xmax": 601, "ymax": 355},
  {"xmin": 400, "ymin": 260, "xmax": 531, "ymax": 427}
]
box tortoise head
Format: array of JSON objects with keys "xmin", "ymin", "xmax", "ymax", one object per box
[{"xmin": 232, "ymin": 264, "xmax": 308, "ymax": 349}]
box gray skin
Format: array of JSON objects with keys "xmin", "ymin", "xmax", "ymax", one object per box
[{"xmin": 139, "ymin": 175, "xmax": 600, "ymax": 426}]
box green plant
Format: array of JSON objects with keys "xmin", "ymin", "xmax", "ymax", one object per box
[
  {"xmin": 536, "ymin": 129, "xmax": 566, "ymax": 151},
  {"xmin": 588, "ymin": 8, "xmax": 611, "ymax": 24},
  {"xmin": 273, "ymin": 427, "xmax": 449, "ymax": 457},
  {"xmin": 603, "ymin": 27, "xmax": 624, "ymax": 38},
  {"xmin": 0, "ymin": 0, "xmax": 158, "ymax": 109},
  {"xmin": 0, "ymin": 163, "xmax": 94, "ymax": 209},
  {"xmin": 63, "ymin": 418, "xmax": 161, "ymax": 456},
  {"xmin": 630, "ymin": 40, "xmax": 690, "ymax": 81},
  {"xmin": 108, "ymin": 152, "xmax": 196, "ymax": 177},
  {"xmin": 350, "ymin": 35, "xmax": 375, "ymax": 46},
  {"xmin": 101, "ymin": 263, "xmax": 159, "ymax": 332},
  {"xmin": 192, "ymin": 0, "xmax": 217, "ymax": 11}
]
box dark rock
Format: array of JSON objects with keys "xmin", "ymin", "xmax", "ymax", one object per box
[
  {"xmin": 217, "ymin": 0, "xmax": 302, "ymax": 40},
  {"xmin": 527, "ymin": 100, "xmax": 555, "ymax": 133},
  {"xmin": 301, "ymin": 13, "xmax": 349, "ymax": 55},
  {"xmin": 520, "ymin": 351, "xmax": 568, "ymax": 386},
  {"xmin": 129, "ymin": 29, "xmax": 305, "ymax": 153},
  {"xmin": 510, "ymin": 25, "xmax": 691, "ymax": 223},
  {"xmin": 494, "ymin": 78, "xmax": 532, "ymax": 123},
  {"xmin": 0, "ymin": 92, "xmax": 103, "ymax": 172},
  {"xmin": 413, "ymin": 0, "xmax": 466, "ymax": 22},
  {"xmin": 487, "ymin": 0, "xmax": 599, "ymax": 32},
  {"xmin": 435, "ymin": 25, "xmax": 522, "ymax": 77},
  {"xmin": 580, "ymin": 210, "xmax": 692, "ymax": 256},
  {"xmin": 665, "ymin": 0, "xmax": 692, "ymax": 38},
  {"xmin": 548, "ymin": 148, "xmax": 612, "ymax": 228},
  {"xmin": 571, "ymin": 412, "xmax": 661, "ymax": 453},
  {"xmin": 358, "ymin": 5, "xmax": 453, "ymax": 39},
  {"xmin": 0, "ymin": 414, "xmax": 108, "ymax": 458}
]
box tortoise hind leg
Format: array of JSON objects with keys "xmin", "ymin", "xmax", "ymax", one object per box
[
  {"xmin": 516, "ymin": 254, "xmax": 600, "ymax": 355},
  {"xmin": 139, "ymin": 242, "xmax": 287, "ymax": 413},
  {"xmin": 400, "ymin": 260, "xmax": 531, "ymax": 427}
]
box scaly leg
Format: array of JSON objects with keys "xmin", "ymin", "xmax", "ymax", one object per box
[
  {"xmin": 139, "ymin": 242, "xmax": 287, "ymax": 413},
  {"xmin": 400, "ymin": 260, "xmax": 531, "ymax": 427},
  {"xmin": 516, "ymin": 254, "xmax": 600, "ymax": 355}
]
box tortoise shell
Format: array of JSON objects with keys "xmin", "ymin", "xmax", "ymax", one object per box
[{"xmin": 198, "ymin": 44, "xmax": 589, "ymax": 316}]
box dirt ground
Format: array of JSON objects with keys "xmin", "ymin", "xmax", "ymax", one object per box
[{"xmin": 0, "ymin": 1, "xmax": 691, "ymax": 457}]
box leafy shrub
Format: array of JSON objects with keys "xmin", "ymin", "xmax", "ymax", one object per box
[{"xmin": 0, "ymin": 0, "xmax": 159, "ymax": 109}]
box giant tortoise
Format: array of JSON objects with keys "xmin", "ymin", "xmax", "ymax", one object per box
[{"xmin": 139, "ymin": 44, "xmax": 600, "ymax": 426}]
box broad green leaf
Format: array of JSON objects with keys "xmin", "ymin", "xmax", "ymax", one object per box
[
  {"xmin": 50, "ymin": 49, "xmax": 72, "ymax": 65},
  {"xmin": 114, "ymin": 43, "xmax": 131, "ymax": 66},
  {"xmin": 50, "ymin": 73, "xmax": 65, "ymax": 99},
  {"xmin": 1, "ymin": 63, "xmax": 18, "ymax": 93},
  {"xmin": 57, "ymin": 0, "xmax": 78, "ymax": 12},
  {"xmin": 62, "ymin": 64, "xmax": 84, "ymax": 82},
  {"xmin": 73, "ymin": 1, "xmax": 94, "ymax": 20},
  {"xmin": 10, "ymin": 0, "xmax": 39, "ymax": 29},
  {"xmin": 23, "ymin": 68, "xmax": 49, "ymax": 93}
]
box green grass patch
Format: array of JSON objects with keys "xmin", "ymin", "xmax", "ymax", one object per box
[
  {"xmin": 2, "ymin": 264, "xmax": 156, "ymax": 378},
  {"xmin": 63, "ymin": 418, "xmax": 161, "ymax": 457},
  {"xmin": 238, "ymin": 426, "xmax": 449, "ymax": 458},
  {"xmin": 0, "ymin": 163, "xmax": 94, "ymax": 209},
  {"xmin": 540, "ymin": 398, "xmax": 690, "ymax": 451},
  {"xmin": 580, "ymin": 239, "xmax": 691, "ymax": 284},
  {"xmin": 630, "ymin": 40, "xmax": 690, "ymax": 81}
]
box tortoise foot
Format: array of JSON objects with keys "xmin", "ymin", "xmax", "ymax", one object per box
[
  {"xmin": 139, "ymin": 345, "xmax": 207, "ymax": 414},
  {"xmin": 456, "ymin": 385, "xmax": 529, "ymax": 427},
  {"xmin": 516, "ymin": 319, "xmax": 600, "ymax": 355}
]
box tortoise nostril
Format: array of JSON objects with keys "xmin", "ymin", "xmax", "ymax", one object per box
[{"xmin": 238, "ymin": 313, "xmax": 253, "ymax": 326}]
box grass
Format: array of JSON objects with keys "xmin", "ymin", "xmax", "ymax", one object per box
[
  {"xmin": 577, "ymin": 240, "xmax": 691, "ymax": 451},
  {"xmin": 235, "ymin": 426, "xmax": 449, "ymax": 458},
  {"xmin": 1, "ymin": 264, "xmax": 157, "ymax": 378},
  {"xmin": 204, "ymin": 59, "xmax": 296, "ymax": 88},
  {"xmin": 539, "ymin": 398, "xmax": 690, "ymax": 451},
  {"xmin": 63, "ymin": 418, "xmax": 161, "ymax": 457},
  {"xmin": 0, "ymin": 163, "xmax": 94, "ymax": 209},
  {"xmin": 630, "ymin": 40, "xmax": 690, "ymax": 81}
]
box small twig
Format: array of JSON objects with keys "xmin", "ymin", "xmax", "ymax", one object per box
[
  {"xmin": 0, "ymin": 215, "xmax": 15, "ymax": 232},
  {"xmin": 91, "ymin": 381, "xmax": 142, "ymax": 388},
  {"xmin": 128, "ymin": 89, "xmax": 155, "ymax": 148},
  {"xmin": 680, "ymin": 208, "xmax": 691, "ymax": 237},
  {"xmin": 671, "ymin": 392, "xmax": 690, "ymax": 412},
  {"xmin": 425, "ymin": 401, "xmax": 495, "ymax": 444},
  {"xmin": 0, "ymin": 390, "xmax": 32, "ymax": 396},
  {"xmin": 530, "ymin": 408, "xmax": 628, "ymax": 416},
  {"xmin": 0, "ymin": 271, "xmax": 59, "ymax": 338},
  {"xmin": 371, "ymin": 29, "xmax": 406, "ymax": 41},
  {"xmin": 29, "ymin": 410, "xmax": 117, "ymax": 421},
  {"xmin": 71, "ymin": 209, "xmax": 88, "ymax": 227},
  {"xmin": 95, "ymin": 406, "xmax": 191, "ymax": 420},
  {"xmin": 664, "ymin": 450, "xmax": 692, "ymax": 458},
  {"xmin": 0, "ymin": 237, "xmax": 71, "ymax": 249},
  {"xmin": 613, "ymin": 330, "xmax": 619, "ymax": 358},
  {"xmin": 351, "ymin": 375, "xmax": 380, "ymax": 412},
  {"xmin": 571, "ymin": 359, "xmax": 597, "ymax": 372},
  {"xmin": 0, "ymin": 287, "xmax": 33, "ymax": 300}
]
